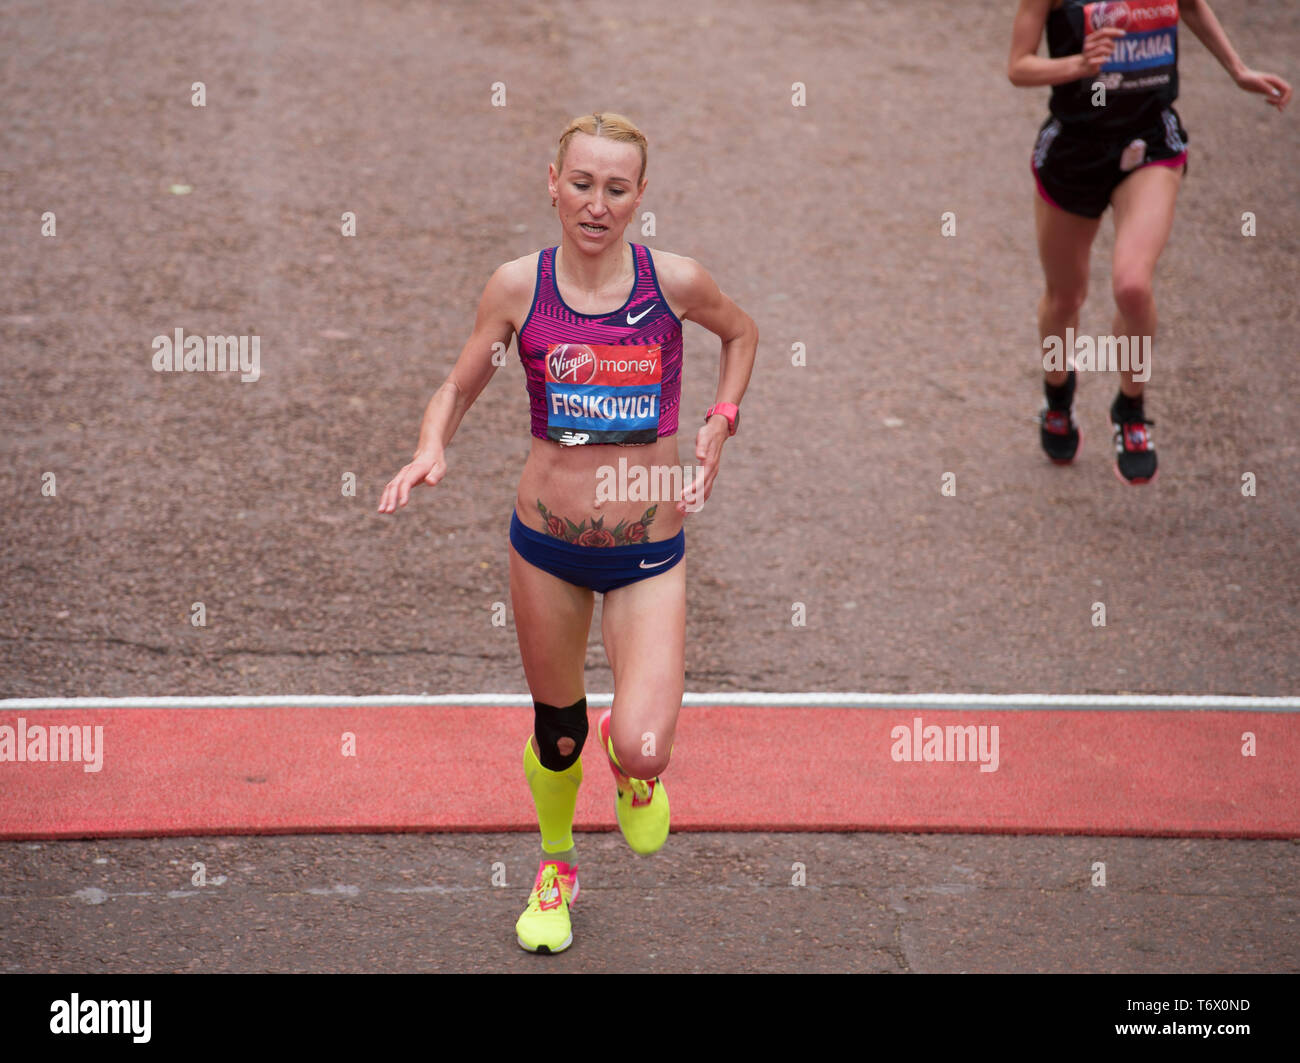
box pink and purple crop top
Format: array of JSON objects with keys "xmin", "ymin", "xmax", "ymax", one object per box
[{"xmin": 517, "ymin": 243, "xmax": 683, "ymax": 445}]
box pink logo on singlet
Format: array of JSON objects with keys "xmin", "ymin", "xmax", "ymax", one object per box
[
  {"xmin": 547, "ymin": 344, "xmax": 597, "ymax": 385},
  {"xmin": 1091, "ymin": 2, "xmax": 1130, "ymax": 29}
]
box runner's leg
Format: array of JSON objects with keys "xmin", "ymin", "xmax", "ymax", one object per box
[
  {"xmin": 1034, "ymin": 192, "xmax": 1102, "ymax": 460},
  {"xmin": 510, "ymin": 537, "xmax": 593, "ymax": 712},
  {"xmin": 592, "ymin": 556, "xmax": 685, "ymax": 855},
  {"xmin": 1109, "ymin": 163, "xmax": 1182, "ymax": 399},
  {"xmin": 510, "ymin": 536, "xmax": 593, "ymax": 857},
  {"xmin": 1034, "ymin": 192, "xmax": 1102, "ymax": 385},
  {"xmin": 510, "ymin": 534, "xmax": 595, "ymax": 953},
  {"xmin": 599, "ymin": 557, "xmax": 686, "ymax": 782}
]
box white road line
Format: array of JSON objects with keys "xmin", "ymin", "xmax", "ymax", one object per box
[{"xmin": 0, "ymin": 693, "xmax": 1295, "ymax": 711}]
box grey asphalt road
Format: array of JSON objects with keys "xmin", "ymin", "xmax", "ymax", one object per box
[{"xmin": 2, "ymin": 832, "xmax": 1296, "ymax": 973}]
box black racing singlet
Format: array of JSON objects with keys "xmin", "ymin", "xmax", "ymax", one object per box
[{"xmin": 1046, "ymin": 0, "xmax": 1180, "ymax": 136}]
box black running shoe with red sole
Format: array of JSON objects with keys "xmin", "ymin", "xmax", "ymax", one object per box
[
  {"xmin": 1039, "ymin": 403, "xmax": 1081, "ymax": 464},
  {"xmin": 1110, "ymin": 397, "xmax": 1157, "ymax": 484}
]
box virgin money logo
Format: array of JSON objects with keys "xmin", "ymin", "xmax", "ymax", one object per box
[
  {"xmin": 1091, "ymin": 2, "xmax": 1130, "ymax": 30},
  {"xmin": 547, "ymin": 344, "xmax": 597, "ymax": 384}
]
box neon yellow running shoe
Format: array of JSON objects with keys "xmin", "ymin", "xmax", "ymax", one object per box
[
  {"xmin": 598, "ymin": 710, "xmax": 670, "ymax": 855},
  {"xmin": 515, "ymin": 859, "xmax": 578, "ymax": 954}
]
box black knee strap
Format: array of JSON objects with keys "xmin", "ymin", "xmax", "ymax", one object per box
[{"xmin": 534, "ymin": 697, "xmax": 588, "ymax": 771}]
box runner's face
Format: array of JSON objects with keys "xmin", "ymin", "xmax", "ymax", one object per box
[{"xmin": 549, "ymin": 133, "xmax": 645, "ymax": 249}]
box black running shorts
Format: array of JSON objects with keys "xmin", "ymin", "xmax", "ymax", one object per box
[{"xmin": 1031, "ymin": 107, "xmax": 1189, "ymax": 219}]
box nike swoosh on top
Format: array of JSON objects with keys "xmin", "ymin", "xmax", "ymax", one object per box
[
  {"xmin": 626, "ymin": 304, "xmax": 656, "ymax": 325},
  {"xmin": 639, "ymin": 555, "xmax": 675, "ymax": 569}
]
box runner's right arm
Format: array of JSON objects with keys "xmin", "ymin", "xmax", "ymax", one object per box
[
  {"xmin": 377, "ymin": 262, "xmax": 522, "ymax": 513},
  {"xmin": 1007, "ymin": 0, "xmax": 1125, "ymax": 87}
]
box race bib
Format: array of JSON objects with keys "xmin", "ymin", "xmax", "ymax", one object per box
[
  {"xmin": 1085, "ymin": 1, "xmax": 1178, "ymax": 92},
  {"xmin": 545, "ymin": 343, "xmax": 662, "ymax": 445}
]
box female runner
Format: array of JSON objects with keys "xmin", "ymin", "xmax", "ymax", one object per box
[
  {"xmin": 378, "ymin": 113, "xmax": 758, "ymax": 953},
  {"xmin": 1009, "ymin": 0, "xmax": 1289, "ymax": 482}
]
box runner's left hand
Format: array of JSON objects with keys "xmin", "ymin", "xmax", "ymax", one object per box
[
  {"xmin": 1235, "ymin": 69, "xmax": 1292, "ymax": 111},
  {"xmin": 681, "ymin": 418, "xmax": 727, "ymax": 514}
]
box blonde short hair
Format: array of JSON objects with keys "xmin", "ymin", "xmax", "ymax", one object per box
[{"xmin": 555, "ymin": 112, "xmax": 648, "ymax": 186}]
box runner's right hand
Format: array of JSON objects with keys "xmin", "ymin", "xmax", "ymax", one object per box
[
  {"xmin": 377, "ymin": 453, "xmax": 447, "ymax": 513},
  {"xmin": 1079, "ymin": 26, "xmax": 1125, "ymax": 77}
]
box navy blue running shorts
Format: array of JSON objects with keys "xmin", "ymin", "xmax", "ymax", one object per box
[{"xmin": 509, "ymin": 510, "xmax": 684, "ymax": 594}]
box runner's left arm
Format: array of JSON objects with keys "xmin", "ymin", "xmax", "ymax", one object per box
[
  {"xmin": 666, "ymin": 256, "xmax": 758, "ymax": 515},
  {"xmin": 1181, "ymin": 0, "xmax": 1292, "ymax": 109}
]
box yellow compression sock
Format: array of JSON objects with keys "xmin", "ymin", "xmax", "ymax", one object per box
[{"xmin": 523, "ymin": 735, "xmax": 583, "ymax": 855}]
